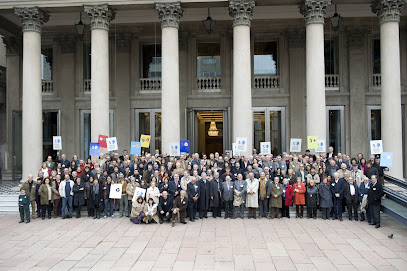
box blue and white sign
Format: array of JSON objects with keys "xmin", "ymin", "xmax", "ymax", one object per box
[
  {"xmin": 53, "ymin": 136, "xmax": 62, "ymax": 150},
  {"xmin": 169, "ymin": 142, "xmax": 180, "ymax": 157},
  {"xmin": 260, "ymin": 142, "xmax": 271, "ymax": 155},
  {"xmin": 232, "ymin": 143, "xmax": 241, "ymax": 156},
  {"xmin": 315, "ymin": 140, "xmax": 326, "ymax": 153},
  {"xmin": 380, "ymin": 152, "xmax": 393, "ymax": 168},
  {"xmin": 107, "ymin": 137, "xmax": 118, "ymax": 152},
  {"xmin": 180, "ymin": 140, "xmax": 190, "ymax": 153},
  {"xmin": 290, "ymin": 138, "xmax": 302, "ymax": 153},
  {"xmin": 236, "ymin": 137, "xmax": 247, "ymax": 152},
  {"xmin": 130, "ymin": 141, "xmax": 141, "ymax": 155},
  {"xmin": 370, "ymin": 140, "xmax": 383, "ymax": 155},
  {"xmin": 89, "ymin": 142, "xmax": 100, "ymax": 156}
]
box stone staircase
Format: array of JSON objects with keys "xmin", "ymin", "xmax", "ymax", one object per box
[{"xmin": 0, "ymin": 194, "xmax": 19, "ymax": 215}]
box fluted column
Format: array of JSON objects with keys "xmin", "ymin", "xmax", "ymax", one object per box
[
  {"xmin": 14, "ymin": 7, "xmax": 49, "ymax": 180},
  {"xmin": 372, "ymin": 0, "xmax": 404, "ymax": 179},
  {"xmin": 156, "ymin": 2, "xmax": 183, "ymax": 154},
  {"xmin": 229, "ymin": 0, "xmax": 255, "ymax": 157},
  {"xmin": 84, "ymin": 4, "xmax": 115, "ymax": 143},
  {"xmin": 300, "ymin": 0, "xmax": 330, "ymax": 150}
]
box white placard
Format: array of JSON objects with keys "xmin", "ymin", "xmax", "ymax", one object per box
[
  {"xmin": 260, "ymin": 142, "xmax": 271, "ymax": 155},
  {"xmin": 232, "ymin": 143, "xmax": 240, "ymax": 156},
  {"xmin": 169, "ymin": 142, "xmax": 180, "ymax": 156},
  {"xmin": 109, "ymin": 183, "xmax": 122, "ymax": 199},
  {"xmin": 370, "ymin": 140, "xmax": 383, "ymax": 155},
  {"xmin": 132, "ymin": 187, "xmax": 147, "ymax": 202},
  {"xmin": 236, "ymin": 137, "xmax": 247, "ymax": 151},
  {"xmin": 53, "ymin": 136, "xmax": 62, "ymax": 150},
  {"xmin": 290, "ymin": 138, "xmax": 302, "ymax": 153},
  {"xmin": 315, "ymin": 140, "xmax": 326, "ymax": 153},
  {"xmin": 106, "ymin": 137, "xmax": 118, "ymax": 151}
]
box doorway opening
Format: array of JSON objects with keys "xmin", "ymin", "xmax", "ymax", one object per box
[{"xmin": 197, "ymin": 111, "xmax": 223, "ymax": 155}]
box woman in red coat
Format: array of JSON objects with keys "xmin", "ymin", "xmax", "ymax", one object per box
[
  {"xmin": 293, "ymin": 177, "xmax": 306, "ymax": 218},
  {"xmin": 282, "ymin": 178, "xmax": 293, "ymax": 218}
]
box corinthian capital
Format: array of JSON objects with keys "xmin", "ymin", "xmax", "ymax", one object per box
[
  {"xmin": 84, "ymin": 4, "xmax": 115, "ymax": 31},
  {"xmin": 2, "ymin": 36, "xmax": 22, "ymax": 56},
  {"xmin": 299, "ymin": 0, "xmax": 331, "ymax": 25},
  {"xmin": 155, "ymin": 2, "xmax": 183, "ymax": 29},
  {"xmin": 14, "ymin": 7, "xmax": 49, "ymax": 33},
  {"xmin": 371, "ymin": 0, "xmax": 404, "ymax": 24},
  {"xmin": 228, "ymin": 0, "xmax": 255, "ymax": 27}
]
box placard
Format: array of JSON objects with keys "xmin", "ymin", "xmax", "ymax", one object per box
[
  {"xmin": 307, "ymin": 136, "xmax": 319, "ymax": 149},
  {"xmin": 89, "ymin": 142, "xmax": 100, "ymax": 156},
  {"xmin": 290, "ymin": 138, "xmax": 302, "ymax": 153},
  {"xmin": 107, "ymin": 137, "xmax": 118, "ymax": 152},
  {"xmin": 370, "ymin": 140, "xmax": 383, "ymax": 155},
  {"xmin": 169, "ymin": 142, "xmax": 180, "ymax": 156},
  {"xmin": 98, "ymin": 135, "xmax": 108, "ymax": 148},
  {"xmin": 315, "ymin": 140, "xmax": 326, "ymax": 153},
  {"xmin": 380, "ymin": 152, "xmax": 393, "ymax": 168},
  {"xmin": 232, "ymin": 143, "xmax": 241, "ymax": 156},
  {"xmin": 109, "ymin": 183, "xmax": 122, "ymax": 199},
  {"xmin": 53, "ymin": 136, "xmax": 62, "ymax": 150},
  {"xmin": 130, "ymin": 141, "xmax": 141, "ymax": 155},
  {"xmin": 180, "ymin": 140, "xmax": 190, "ymax": 153},
  {"xmin": 236, "ymin": 137, "xmax": 247, "ymax": 152},
  {"xmin": 260, "ymin": 142, "xmax": 271, "ymax": 155},
  {"xmin": 140, "ymin": 135, "xmax": 151, "ymax": 148},
  {"xmin": 132, "ymin": 187, "xmax": 147, "ymax": 202}
]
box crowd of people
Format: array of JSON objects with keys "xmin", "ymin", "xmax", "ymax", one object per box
[{"xmin": 18, "ymin": 147, "xmax": 386, "ymax": 228}]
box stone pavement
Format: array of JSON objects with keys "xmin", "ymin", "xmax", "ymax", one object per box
[{"xmin": 0, "ymin": 214, "xmax": 406, "ymax": 271}]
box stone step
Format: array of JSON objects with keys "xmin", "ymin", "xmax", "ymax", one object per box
[{"xmin": 0, "ymin": 195, "xmax": 19, "ymax": 214}]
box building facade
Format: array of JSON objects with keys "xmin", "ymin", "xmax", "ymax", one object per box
[{"xmin": 0, "ymin": 0, "xmax": 406, "ymax": 179}]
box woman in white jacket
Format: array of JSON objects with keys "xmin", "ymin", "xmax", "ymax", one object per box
[{"xmin": 146, "ymin": 181, "xmax": 160, "ymax": 204}]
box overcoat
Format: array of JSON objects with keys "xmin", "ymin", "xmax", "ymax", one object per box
[
  {"xmin": 293, "ymin": 182, "xmax": 306, "ymax": 205},
  {"xmin": 245, "ymin": 178, "xmax": 259, "ymax": 208}
]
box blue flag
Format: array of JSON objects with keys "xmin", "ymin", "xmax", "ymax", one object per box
[
  {"xmin": 89, "ymin": 142, "xmax": 100, "ymax": 156},
  {"xmin": 180, "ymin": 140, "xmax": 190, "ymax": 153},
  {"xmin": 130, "ymin": 141, "xmax": 142, "ymax": 155},
  {"xmin": 380, "ymin": 152, "xmax": 393, "ymax": 168}
]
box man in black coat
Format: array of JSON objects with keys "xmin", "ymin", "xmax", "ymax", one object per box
[
  {"xmin": 187, "ymin": 177, "xmax": 200, "ymax": 222},
  {"xmin": 222, "ymin": 176, "xmax": 234, "ymax": 219},
  {"xmin": 197, "ymin": 173, "xmax": 210, "ymax": 218},
  {"xmin": 344, "ymin": 177, "xmax": 359, "ymax": 221},
  {"xmin": 210, "ymin": 172, "xmax": 222, "ymax": 218},
  {"xmin": 368, "ymin": 175, "xmax": 384, "ymax": 228},
  {"xmin": 158, "ymin": 191, "xmax": 173, "ymax": 224},
  {"xmin": 331, "ymin": 172, "xmax": 345, "ymax": 221}
]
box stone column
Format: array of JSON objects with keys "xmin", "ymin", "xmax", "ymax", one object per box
[
  {"xmin": 229, "ymin": 0, "xmax": 255, "ymax": 157},
  {"xmin": 156, "ymin": 2, "xmax": 183, "ymax": 154},
  {"xmin": 84, "ymin": 4, "xmax": 115, "ymax": 143},
  {"xmin": 300, "ymin": 0, "xmax": 330, "ymax": 149},
  {"xmin": 14, "ymin": 7, "xmax": 49, "ymax": 180},
  {"xmin": 372, "ymin": 0, "xmax": 404, "ymax": 179}
]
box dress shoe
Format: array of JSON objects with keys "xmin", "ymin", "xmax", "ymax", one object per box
[
  {"xmin": 375, "ymin": 225, "xmax": 380, "ymax": 228},
  {"xmin": 19, "ymin": 221, "xmax": 23, "ymax": 223},
  {"xmin": 182, "ymin": 222, "xmax": 187, "ymax": 224},
  {"xmin": 62, "ymin": 216, "xmax": 65, "ymax": 219},
  {"xmin": 233, "ymin": 216, "xmax": 236, "ymax": 219},
  {"xmin": 313, "ymin": 217, "xmax": 316, "ymax": 219},
  {"xmin": 224, "ymin": 216, "xmax": 228, "ymax": 219},
  {"xmin": 171, "ymin": 222, "xmax": 175, "ymax": 227},
  {"xmin": 339, "ymin": 218, "xmax": 343, "ymax": 221},
  {"xmin": 369, "ymin": 222, "xmax": 376, "ymax": 225}
]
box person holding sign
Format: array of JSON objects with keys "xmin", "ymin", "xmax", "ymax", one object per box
[{"xmin": 103, "ymin": 176, "xmax": 115, "ymax": 218}]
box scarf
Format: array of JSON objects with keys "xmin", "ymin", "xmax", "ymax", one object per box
[{"xmin": 260, "ymin": 178, "xmax": 266, "ymax": 200}]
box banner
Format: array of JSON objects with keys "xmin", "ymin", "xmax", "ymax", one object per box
[
  {"xmin": 169, "ymin": 142, "xmax": 180, "ymax": 156},
  {"xmin": 89, "ymin": 142, "xmax": 100, "ymax": 156},
  {"xmin": 260, "ymin": 142, "xmax": 271, "ymax": 155},
  {"xmin": 53, "ymin": 136, "xmax": 62, "ymax": 150},
  {"xmin": 98, "ymin": 135, "xmax": 108, "ymax": 148},
  {"xmin": 109, "ymin": 183, "xmax": 122, "ymax": 199},
  {"xmin": 140, "ymin": 135, "xmax": 151, "ymax": 148},
  {"xmin": 236, "ymin": 137, "xmax": 247, "ymax": 152},
  {"xmin": 289, "ymin": 138, "xmax": 302, "ymax": 153},
  {"xmin": 370, "ymin": 140, "xmax": 383, "ymax": 155},
  {"xmin": 180, "ymin": 140, "xmax": 190, "ymax": 153},
  {"xmin": 130, "ymin": 141, "xmax": 141, "ymax": 155},
  {"xmin": 107, "ymin": 137, "xmax": 118, "ymax": 152},
  {"xmin": 307, "ymin": 136, "xmax": 319, "ymax": 149},
  {"xmin": 132, "ymin": 187, "xmax": 147, "ymax": 202},
  {"xmin": 315, "ymin": 140, "xmax": 326, "ymax": 153},
  {"xmin": 380, "ymin": 152, "xmax": 393, "ymax": 168}
]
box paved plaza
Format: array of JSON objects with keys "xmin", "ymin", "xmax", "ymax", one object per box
[{"xmin": 0, "ymin": 214, "xmax": 406, "ymax": 271}]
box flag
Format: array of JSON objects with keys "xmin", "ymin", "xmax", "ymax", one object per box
[
  {"xmin": 140, "ymin": 134, "xmax": 151, "ymax": 148},
  {"xmin": 89, "ymin": 142, "xmax": 100, "ymax": 156},
  {"xmin": 130, "ymin": 141, "xmax": 142, "ymax": 155},
  {"xmin": 98, "ymin": 135, "xmax": 108, "ymax": 148},
  {"xmin": 180, "ymin": 140, "xmax": 190, "ymax": 153},
  {"xmin": 307, "ymin": 136, "xmax": 319, "ymax": 149}
]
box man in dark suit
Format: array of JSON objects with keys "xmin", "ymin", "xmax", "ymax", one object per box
[
  {"xmin": 344, "ymin": 177, "xmax": 359, "ymax": 221},
  {"xmin": 197, "ymin": 173, "xmax": 210, "ymax": 219},
  {"xmin": 187, "ymin": 177, "xmax": 200, "ymax": 222},
  {"xmin": 158, "ymin": 191, "xmax": 173, "ymax": 224},
  {"xmin": 336, "ymin": 153, "xmax": 349, "ymax": 169},
  {"xmin": 172, "ymin": 190, "xmax": 188, "ymax": 227},
  {"xmin": 368, "ymin": 175, "xmax": 384, "ymax": 228},
  {"xmin": 169, "ymin": 174, "xmax": 182, "ymax": 199},
  {"xmin": 222, "ymin": 176, "xmax": 234, "ymax": 219},
  {"xmin": 210, "ymin": 172, "xmax": 222, "ymax": 218},
  {"xmin": 331, "ymin": 172, "xmax": 345, "ymax": 221},
  {"xmin": 56, "ymin": 152, "xmax": 70, "ymax": 169}
]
